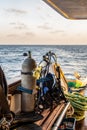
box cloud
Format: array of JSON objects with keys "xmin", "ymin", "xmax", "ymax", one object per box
[
  {"xmin": 14, "ymin": 25, "xmax": 27, "ymax": 30},
  {"xmin": 7, "ymin": 31, "xmax": 35, "ymax": 38},
  {"xmin": 7, "ymin": 34, "xmax": 19, "ymax": 37},
  {"xmin": 14, "ymin": 26, "xmax": 24, "ymax": 30},
  {"xmin": 39, "ymin": 16, "xmax": 45, "ymax": 20},
  {"xmin": 5, "ymin": 8, "xmax": 27, "ymax": 15},
  {"xmin": 38, "ymin": 23, "xmax": 52, "ymax": 30},
  {"xmin": 25, "ymin": 32, "xmax": 35, "ymax": 37},
  {"xmin": 36, "ymin": 6, "xmax": 41, "ymax": 11},
  {"xmin": 9, "ymin": 22, "xmax": 16, "ymax": 25},
  {"xmin": 9, "ymin": 22, "xmax": 28, "ymax": 30},
  {"xmin": 50, "ymin": 30, "xmax": 64, "ymax": 34}
]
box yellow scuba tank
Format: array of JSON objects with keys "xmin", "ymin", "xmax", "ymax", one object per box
[{"xmin": 21, "ymin": 51, "xmax": 37, "ymax": 112}]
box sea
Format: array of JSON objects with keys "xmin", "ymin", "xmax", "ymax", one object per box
[{"xmin": 0, "ymin": 45, "xmax": 87, "ymax": 82}]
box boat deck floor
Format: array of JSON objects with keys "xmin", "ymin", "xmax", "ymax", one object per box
[{"xmin": 11, "ymin": 103, "xmax": 65, "ymax": 130}]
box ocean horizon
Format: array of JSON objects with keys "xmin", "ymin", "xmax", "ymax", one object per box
[{"xmin": 0, "ymin": 45, "xmax": 87, "ymax": 82}]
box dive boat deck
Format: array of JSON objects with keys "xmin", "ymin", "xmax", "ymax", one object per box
[
  {"xmin": 8, "ymin": 80, "xmax": 87, "ymax": 130},
  {"xmin": 8, "ymin": 79, "xmax": 70, "ymax": 130},
  {"xmin": 10, "ymin": 102, "xmax": 70, "ymax": 130}
]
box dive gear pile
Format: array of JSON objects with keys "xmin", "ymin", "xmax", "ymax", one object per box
[
  {"xmin": 2, "ymin": 50, "xmax": 87, "ymax": 129},
  {"xmin": 1, "ymin": 51, "xmax": 67, "ymax": 130},
  {"xmin": 34, "ymin": 51, "xmax": 67, "ymax": 113}
]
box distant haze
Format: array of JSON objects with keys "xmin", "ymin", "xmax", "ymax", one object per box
[{"xmin": 0, "ymin": 0, "xmax": 87, "ymax": 45}]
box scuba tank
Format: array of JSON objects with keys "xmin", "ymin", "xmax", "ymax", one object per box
[{"xmin": 21, "ymin": 51, "xmax": 37, "ymax": 112}]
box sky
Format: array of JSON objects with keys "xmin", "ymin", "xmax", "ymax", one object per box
[{"xmin": 0, "ymin": 0, "xmax": 87, "ymax": 45}]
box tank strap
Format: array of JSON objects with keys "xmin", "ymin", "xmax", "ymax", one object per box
[
  {"xmin": 21, "ymin": 71, "xmax": 33, "ymax": 75},
  {"xmin": 17, "ymin": 86, "xmax": 33, "ymax": 94}
]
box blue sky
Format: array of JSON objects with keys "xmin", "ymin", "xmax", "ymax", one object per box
[{"xmin": 0, "ymin": 0, "xmax": 87, "ymax": 44}]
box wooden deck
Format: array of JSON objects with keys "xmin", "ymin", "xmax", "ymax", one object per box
[{"xmin": 10, "ymin": 102, "xmax": 70, "ymax": 130}]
